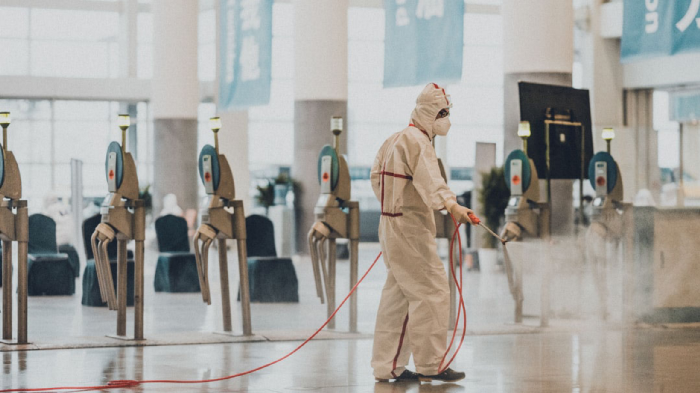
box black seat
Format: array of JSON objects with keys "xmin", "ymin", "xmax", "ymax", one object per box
[
  {"xmin": 81, "ymin": 213, "xmax": 135, "ymax": 307},
  {"xmin": 240, "ymin": 215, "xmax": 298, "ymax": 303},
  {"xmin": 153, "ymin": 215, "xmax": 200, "ymax": 293},
  {"xmin": 58, "ymin": 244, "xmax": 80, "ymax": 278},
  {"xmin": 27, "ymin": 214, "xmax": 75, "ymax": 296}
]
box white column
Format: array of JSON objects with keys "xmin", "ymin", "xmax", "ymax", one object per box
[
  {"xmin": 502, "ymin": 0, "xmax": 574, "ymax": 236},
  {"xmin": 151, "ymin": 0, "xmax": 200, "ymax": 215},
  {"xmin": 503, "ymin": 0, "xmax": 574, "ymax": 76},
  {"xmin": 580, "ymin": 0, "xmax": 630, "ymax": 198},
  {"xmin": 292, "ymin": 0, "xmax": 349, "ymax": 252},
  {"xmin": 293, "ymin": 0, "xmax": 348, "ymax": 102},
  {"xmin": 152, "ymin": 0, "xmax": 199, "ymax": 119}
]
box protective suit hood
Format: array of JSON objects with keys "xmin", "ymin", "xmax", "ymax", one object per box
[{"xmin": 410, "ymin": 83, "xmax": 452, "ymax": 139}]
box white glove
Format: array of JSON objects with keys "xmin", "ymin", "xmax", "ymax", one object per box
[{"xmin": 445, "ymin": 199, "xmax": 476, "ymax": 226}]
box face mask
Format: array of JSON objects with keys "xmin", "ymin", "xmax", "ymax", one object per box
[{"xmin": 433, "ymin": 117, "xmax": 451, "ymax": 136}]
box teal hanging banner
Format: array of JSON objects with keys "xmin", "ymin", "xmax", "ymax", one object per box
[
  {"xmin": 622, "ymin": 0, "xmax": 700, "ymax": 62},
  {"xmin": 219, "ymin": 0, "xmax": 273, "ymax": 110},
  {"xmin": 383, "ymin": 0, "xmax": 464, "ymax": 88}
]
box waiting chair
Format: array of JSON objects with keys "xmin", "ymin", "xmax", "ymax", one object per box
[
  {"xmin": 240, "ymin": 215, "xmax": 298, "ymax": 303},
  {"xmin": 27, "ymin": 214, "xmax": 75, "ymax": 296},
  {"xmin": 81, "ymin": 214, "xmax": 135, "ymax": 307},
  {"xmin": 154, "ymin": 214, "xmax": 200, "ymax": 293},
  {"xmin": 58, "ymin": 244, "xmax": 80, "ymax": 278}
]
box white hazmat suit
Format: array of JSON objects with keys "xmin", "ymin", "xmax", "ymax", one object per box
[{"xmin": 370, "ymin": 83, "xmax": 473, "ymax": 379}]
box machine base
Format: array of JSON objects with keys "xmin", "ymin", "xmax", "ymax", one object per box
[{"xmin": 106, "ymin": 335, "xmax": 146, "ymax": 342}]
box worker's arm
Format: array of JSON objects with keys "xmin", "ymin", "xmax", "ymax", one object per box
[
  {"xmin": 407, "ymin": 133, "xmax": 456, "ymax": 210},
  {"xmin": 370, "ymin": 137, "xmax": 393, "ymax": 202},
  {"xmin": 407, "ymin": 132, "xmax": 474, "ymax": 225}
]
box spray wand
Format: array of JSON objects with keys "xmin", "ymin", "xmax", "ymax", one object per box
[{"xmin": 467, "ymin": 212, "xmax": 508, "ymax": 245}]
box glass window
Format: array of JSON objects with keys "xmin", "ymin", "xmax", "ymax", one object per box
[
  {"xmin": 30, "ymin": 9, "xmax": 119, "ymax": 41},
  {"xmin": 0, "ymin": 99, "xmax": 152, "ymax": 210},
  {"xmin": 0, "ymin": 7, "xmax": 29, "ymax": 38},
  {"xmin": 0, "ymin": 39, "xmax": 29, "ymax": 75}
]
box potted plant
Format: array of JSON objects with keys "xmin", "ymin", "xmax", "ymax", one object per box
[
  {"xmin": 273, "ymin": 173, "xmax": 291, "ymax": 206},
  {"xmin": 139, "ymin": 184, "xmax": 153, "ymax": 221},
  {"xmin": 256, "ymin": 180, "xmax": 275, "ymax": 216}
]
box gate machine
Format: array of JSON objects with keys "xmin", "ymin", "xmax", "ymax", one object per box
[
  {"xmin": 432, "ymin": 140, "xmax": 460, "ymax": 327},
  {"xmin": 193, "ymin": 117, "xmax": 252, "ymax": 336},
  {"xmin": 0, "ymin": 112, "xmax": 29, "ymax": 345},
  {"xmin": 90, "ymin": 114, "xmax": 146, "ymax": 340},
  {"xmin": 308, "ymin": 117, "xmax": 360, "ymax": 332},
  {"xmin": 586, "ymin": 128, "xmax": 629, "ymax": 320},
  {"xmin": 500, "ymin": 121, "xmax": 551, "ymax": 325}
]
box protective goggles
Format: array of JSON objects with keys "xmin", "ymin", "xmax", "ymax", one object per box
[{"xmin": 434, "ymin": 93, "xmax": 453, "ymax": 109}]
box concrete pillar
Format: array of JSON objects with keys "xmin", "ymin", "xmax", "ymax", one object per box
[
  {"xmin": 292, "ymin": 0, "xmax": 349, "ymax": 252},
  {"xmin": 502, "ymin": 0, "xmax": 574, "ymax": 236},
  {"xmin": 151, "ymin": 0, "xmax": 200, "ymax": 215},
  {"xmin": 579, "ymin": 0, "xmax": 629, "ymax": 198},
  {"xmin": 625, "ymin": 89, "xmax": 661, "ymax": 201},
  {"xmin": 682, "ymin": 123, "xmax": 700, "ymax": 183}
]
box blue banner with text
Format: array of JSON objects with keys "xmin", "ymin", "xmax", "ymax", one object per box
[
  {"xmin": 622, "ymin": 0, "xmax": 700, "ymax": 61},
  {"xmin": 219, "ymin": 0, "xmax": 273, "ymax": 110},
  {"xmin": 383, "ymin": 0, "xmax": 464, "ymax": 88}
]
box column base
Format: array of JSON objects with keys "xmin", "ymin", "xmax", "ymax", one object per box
[
  {"xmin": 0, "ymin": 339, "xmax": 31, "ymax": 345},
  {"xmin": 106, "ymin": 334, "xmax": 146, "ymax": 342}
]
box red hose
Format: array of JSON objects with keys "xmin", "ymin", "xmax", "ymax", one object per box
[
  {"xmin": 0, "ymin": 253, "xmax": 383, "ymax": 393},
  {"xmin": 438, "ymin": 214, "xmax": 468, "ymax": 373},
  {"xmin": 2, "ymin": 213, "xmax": 474, "ymax": 392}
]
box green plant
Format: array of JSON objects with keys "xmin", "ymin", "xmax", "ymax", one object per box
[
  {"xmin": 139, "ymin": 184, "xmax": 153, "ymax": 212},
  {"xmin": 255, "ymin": 180, "xmax": 275, "ymax": 210},
  {"xmin": 477, "ymin": 166, "xmax": 510, "ymax": 248},
  {"xmin": 274, "ymin": 172, "xmax": 291, "ymax": 185}
]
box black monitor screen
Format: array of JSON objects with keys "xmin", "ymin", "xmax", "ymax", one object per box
[{"xmin": 518, "ymin": 82, "xmax": 594, "ymax": 180}]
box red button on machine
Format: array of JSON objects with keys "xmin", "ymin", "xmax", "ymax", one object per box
[
  {"xmin": 108, "ymin": 169, "xmax": 114, "ymax": 180},
  {"xmin": 596, "ymin": 176, "xmax": 606, "ymax": 186},
  {"xmin": 512, "ymin": 175, "xmax": 521, "ymax": 185},
  {"xmin": 322, "ymin": 172, "xmax": 330, "ymax": 182},
  {"xmin": 204, "ymin": 172, "xmax": 211, "ymax": 182}
]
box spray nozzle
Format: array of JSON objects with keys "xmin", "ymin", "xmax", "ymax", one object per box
[{"xmin": 467, "ymin": 212, "xmax": 481, "ymax": 225}]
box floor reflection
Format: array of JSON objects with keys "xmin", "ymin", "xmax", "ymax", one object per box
[{"xmin": 3, "ymin": 328, "xmax": 700, "ymax": 392}]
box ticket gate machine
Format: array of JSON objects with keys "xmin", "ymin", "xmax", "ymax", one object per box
[
  {"xmin": 587, "ymin": 151, "xmax": 626, "ymax": 320},
  {"xmin": 0, "ymin": 112, "xmax": 29, "ymax": 345},
  {"xmin": 193, "ymin": 117, "xmax": 252, "ymax": 336},
  {"xmin": 501, "ymin": 149, "xmax": 551, "ymax": 325},
  {"xmin": 308, "ymin": 117, "xmax": 360, "ymax": 332},
  {"xmin": 90, "ymin": 114, "xmax": 146, "ymax": 340}
]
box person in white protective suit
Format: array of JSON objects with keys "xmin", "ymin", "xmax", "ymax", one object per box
[{"xmin": 370, "ymin": 83, "xmax": 476, "ymax": 383}]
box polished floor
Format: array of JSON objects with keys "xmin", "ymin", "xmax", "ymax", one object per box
[
  {"xmin": 1, "ymin": 242, "xmax": 524, "ymax": 346},
  {"xmin": 4, "ymin": 328, "xmax": 700, "ymax": 392},
  {"xmin": 2, "ymin": 240, "xmax": 611, "ymax": 345},
  {"xmin": 3, "ymin": 240, "xmax": 700, "ymax": 391}
]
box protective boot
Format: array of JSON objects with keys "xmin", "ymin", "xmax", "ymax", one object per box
[
  {"xmin": 418, "ymin": 368, "xmax": 465, "ymax": 383},
  {"xmin": 375, "ymin": 369, "xmax": 421, "ymax": 383}
]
